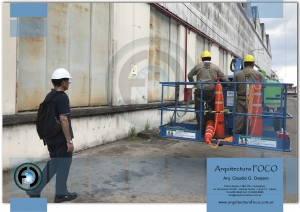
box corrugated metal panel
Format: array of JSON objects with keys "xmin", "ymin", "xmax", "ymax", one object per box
[
  {"xmin": 195, "ymin": 35, "xmax": 205, "ymax": 64},
  {"xmin": 17, "ymin": 19, "xmax": 46, "ymax": 111},
  {"xmin": 149, "ymin": 7, "xmax": 167, "ymax": 102},
  {"xmin": 46, "ymin": 3, "xmax": 69, "ymax": 91},
  {"xmin": 149, "ymin": 8, "xmax": 158, "ymax": 102},
  {"xmin": 167, "ymin": 18, "xmax": 178, "ymax": 100},
  {"xmin": 149, "ymin": 7, "xmax": 178, "ymax": 102},
  {"xmin": 219, "ymin": 48, "xmax": 224, "ymax": 71},
  {"xmin": 68, "ymin": 3, "xmax": 90, "ymax": 107},
  {"xmin": 90, "ymin": 3, "xmax": 109, "ymax": 106},
  {"xmin": 158, "ymin": 2, "xmax": 269, "ymax": 62},
  {"xmin": 17, "ymin": 3, "xmax": 110, "ymax": 111},
  {"xmin": 148, "ymin": 7, "xmax": 155, "ymax": 102}
]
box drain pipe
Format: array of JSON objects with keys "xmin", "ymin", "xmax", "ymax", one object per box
[
  {"xmin": 185, "ymin": 27, "xmax": 188, "ymax": 89},
  {"xmin": 183, "ymin": 27, "xmax": 192, "ymax": 101}
]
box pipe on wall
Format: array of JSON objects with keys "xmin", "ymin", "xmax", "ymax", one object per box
[{"xmin": 184, "ymin": 27, "xmax": 188, "ymax": 88}]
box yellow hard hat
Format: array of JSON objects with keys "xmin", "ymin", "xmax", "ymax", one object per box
[
  {"xmin": 243, "ymin": 54, "xmax": 255, "ymax": 62},
  {"xmin": 201, "ymin": 50, "xmax": 211, "ymax": 58}
]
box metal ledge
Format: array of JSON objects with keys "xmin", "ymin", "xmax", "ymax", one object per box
[{"xmin": 3, "ymin": 100, "xmax": 194, "ymax": 126}]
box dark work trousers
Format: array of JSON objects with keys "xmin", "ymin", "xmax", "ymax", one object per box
[
  {"xmin": 235, "ymin": 99, "xmax": 247, "ymax": 133},
  {"xmin": 35, "ymin": 141, "xmax": 72, "ymax": 196},
  {"xmin": 194, "ymin": 89, "xmax": 215, "ymax": 131}
]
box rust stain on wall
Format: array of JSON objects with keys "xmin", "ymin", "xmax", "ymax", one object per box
[
  {"xmin": 52, "ymin": 24, "xmax": 59, "ymax": 30},
  {"xmin": 154, "ymin": 72, "xmax": 160, "ymax": 81},
  {"xmin": 15, "ymin": 82, "xmax": 18, "ymax": 114},
  {"xmin": 22, "ymin": 37, "xmax": 44, "ymax": 43},
  {"xmin": 148, "ymin": 48, "xmax": 154, "ymax": 67},
  {"xmin": 49, "ymin": 3, "xmax": 68, "ymax": 15},
  {"xmin": 150, "ymin": 14, "xmax": 154, "ymax": 29},
  {"xmin": 20, "ymin": 17, "xmax": 45, "ymax": 21},
  {"xmin": 81, "ymin": 73, "xmax": 88, "ymax": 95},
  {"xmin": 148, "ymin": 52, "xmax": 153, "ymax": 101},
  {"xmin": 74, "ymin": 3, "xmax": 89, "ymax": 13},
  {"xmin": 154, "ymin": 42, "xmax": 161, "ymax": 66},
  {"xmin": 154, "ymin": 57, "xmax": 161, "ymax": 67},
  {"xmin": 21, "ymin": 37, "xmax": 45, "ymax": 57},
  {"xmin": 148, "ymin": 10, "xmax": 155, "ymax": 102},
  {"xmin": 149, "ymin": 8, "xmax": 171, "ymax": 102},
  {"xmin": 55, "ymin": 35, "xmax": 66, "ymax": 44},
  {"xmin": 18, "ymin": 90, "xmax": 42, "ymax": 112}
]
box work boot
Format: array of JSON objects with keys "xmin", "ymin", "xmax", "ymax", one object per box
[{"xmin": 54, "ymin": 191, "xmax": 77, "ymax": 203}]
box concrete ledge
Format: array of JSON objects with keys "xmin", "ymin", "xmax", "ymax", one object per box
[{"xmin": 3, "ymin": 101, "xmax": 195, "ymax": 126}]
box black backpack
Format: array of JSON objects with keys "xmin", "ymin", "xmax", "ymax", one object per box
[{"xmin": 36, "ymin": 91, "xmax": 64, "ymax": 142}]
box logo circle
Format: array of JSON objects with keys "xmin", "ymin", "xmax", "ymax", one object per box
[
  {"xmin": 105, "ymin": 37, "xmax": 195, "ymax": 127},
  {"xmin": 14, "ymin": 163, "xmax": 43, "ymax": 191},
  {"xmin": 22, "ymin": 171, "xmax": 35, "ymax": 184}
]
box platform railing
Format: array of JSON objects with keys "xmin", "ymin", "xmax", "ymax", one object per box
[{"xmin": 158, "ymin": 81, "xmax": 293, "ymax": 152}]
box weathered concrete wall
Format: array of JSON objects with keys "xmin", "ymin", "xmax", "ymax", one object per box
[
  {"xmin": 113, "ymin": 3, "xmax": 150, "ymax": 105},
  {"xmin": 178, "ymin": 24, "xmax": 187, "ymax": 99},
  {"xmin": 2, "ymin": 2, "xmax": 273, "ymax": 114},
  {"xmin": 210, "ymin": 43, "xmax": 220, "ymax": 66},
  {"xmin": 2, "ymin": 2, "xmax": 273, "ymax": 169},
  {"xmin": 3, "ymin": 109, "xmax": 194, "ymax": 170},
  {"xmin": 16, "ymin": 3, "xmax": 110, "ymax": 111},
  {"xmin": 187, "ymin": 31, "xmax": 196, "ymax": 76},
  {"xmin": 2, "ymin": 3, "xmax": 17, "ymax": 115}
]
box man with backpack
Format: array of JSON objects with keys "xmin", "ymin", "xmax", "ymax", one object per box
[
  {"xmin": 27, "ymin": 68, "xmax": 77, "ymax": 203},
  {"xmin": 188, "ymin": 50, "xmax": 231, "ymax": 134},
  {"xmin": 232, "ymin": 54, "xmax": 266, "ymax": 134}
]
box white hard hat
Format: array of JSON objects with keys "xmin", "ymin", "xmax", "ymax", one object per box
[{"xmin": 51, "ymin": 68, "xmax": 72, "ymax": 79}]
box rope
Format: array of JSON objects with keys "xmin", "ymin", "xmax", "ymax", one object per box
[
  {"xmin": 206, "ymin": 80, "xmax": 261, "ymax": 148},
  {"xmin": 208, "ymin": 81, "xmax": 261, "ymax": 148},
  {"xmin": 208, "ymin": 137, "xmax": 233, "ymax": 148},
  {"xmin": 250, "ymin": 84, "xmax": 262, "ymax": 135},
  {"xmin": 247, "ymin": 83, "xmax": 262, "ymax": 135},
  {"xmin": 208, "ymin": 140, "xmax": 222, "ymax": 148},
  {"xmin": 206, "ymin": 84, "xmax": 233, "ymax": 148},
  {"xmin": 212, "ymin": 86, "xmax": 220, "ymax": 136},
  {"xmin": 206, "ymin": 91, "xmax": 215, "ymax": 104},
  {"xmin": 176, "ymin": 89, "xmax": 192, "ymax": 117},
  {"xmin": 177, "ymin": 86, "xmax": 197, "ymax": 117},
  {"xmin": 247, "ymin": 85, "xmax": 254, "ymax": 135}
]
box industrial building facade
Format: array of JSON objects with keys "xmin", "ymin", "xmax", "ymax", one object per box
[{"xmin": 2, "ymin": 3, "xmax": 272, "ymax": 169}]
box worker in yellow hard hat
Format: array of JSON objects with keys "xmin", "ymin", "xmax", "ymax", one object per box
[
  {"xmin": 243, "ymin": 54, "xmax": 255, "ymax": 63},
  {"xmin": 200, "ymin": 50, "xmax": 211, "ymax": 58},
  {"xmin": 232, "ymin": 54, "xmax": 266, "ymax": 134},
  {"xmin": 188, "ymin": 50, "xmax": 231, "ymax": 133}
]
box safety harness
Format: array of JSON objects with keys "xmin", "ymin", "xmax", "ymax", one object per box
[
  {"xmin": 237, "ymin": 69, "xmax": 255, "ymax": 135},
  {"xmin": 196, "ymin": 62, "xmax": 216, "ymax": 84},
  {"xmin": 237, "ymin": 69, "xmax": 254, "ymax": 101},
  {"xmin": 196, "ymin": 62, "xmax": 216, "ymax": 104}
]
